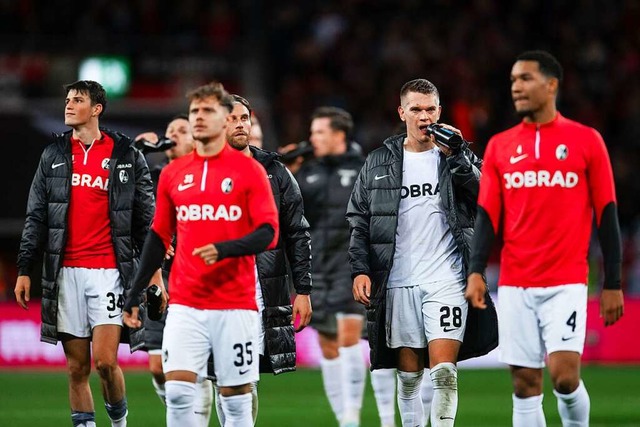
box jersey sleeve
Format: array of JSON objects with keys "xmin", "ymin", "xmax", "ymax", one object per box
[
  {"xmin": 150, "ymin": 167, "xmax": 176, "ymax": 248},
  {"xmin": 586, "ymin": 129, "xmax": 617, "ymax": 226},
  {"xmin": 477, "ymin": 137, "xmax": 503, "ymax": 233},
  {"xmin": 247, "ymin": 160, "xmax": 279, "ymax": 249}
]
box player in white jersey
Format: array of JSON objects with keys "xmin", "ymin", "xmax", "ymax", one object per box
[{"xmin": 347, "ymin": 79, "xmax": 498, "ymax": 427}]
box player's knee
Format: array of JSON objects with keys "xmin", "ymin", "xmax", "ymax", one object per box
[
  {"xmin": 552, "ymin": 374, "xmax": 580, "ymax": 395},
  {"xmin": 397, "ymin": 370, "xmax": 424, "ymax": 398},
  {"xmin": 430, "ymin": 362, "xmax": 457, "ymax": 391},
  {"xmin": 94, "ymin": 357, "xmax": 118, "ymax": 379},
  {"xmin": 165, "ymin": 380, "xmax": 197, "ymax": 410},
  {"xmin": 67, "ymin": 360, "xmax": 91, "ymax": 383}
]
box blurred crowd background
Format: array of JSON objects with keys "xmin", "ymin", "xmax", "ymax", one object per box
[{"xmin": 0, "ymin": 0, "xmax": 639, "ymax": 299}]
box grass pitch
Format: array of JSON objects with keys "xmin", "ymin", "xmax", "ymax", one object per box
[{"xmin": 1, "ymin": 366, "xmax": 639, "ymax": 426}]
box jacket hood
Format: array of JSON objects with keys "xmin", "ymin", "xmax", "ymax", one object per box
[
  {"xmin": 249, "ymin": 145, "xmax": 280, "ymax": 167},
  {"xmin": 382, "ymin": 134, "xmax": 406, "ymax": 157}
]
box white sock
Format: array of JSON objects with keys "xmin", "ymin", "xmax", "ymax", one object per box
[
  {"xmin": 513, "ymin": 394, "xmax": 546, "ymax": 427},
  {"xmin": 152, "ymin": 377, "xmax": 167, "ymax": 406},
  {"xmin": 251, "ymin": 381, "xmax": 259, "ymax": 424},
  {"xmin": 193, "ymin": 380, "xmax": 213, "ymax": 427},
  {"xmin": 553, "ymin": 380, "xmax": 590, "ymax": 427},
  {"xmin": 397, "ymin": 370, "xmax": 424, "ymax": 427},
  {"xmin": 320, "ymin": 356, "xmax": 343, "ymax": 422},
  {"xmin": 220, "ymin": 393, "xmax": 253, "ymax": 427},
  {"xmin": 213, "ymin": 382, "xmax": 225, "ymax": 426},
  {"xmin": 371, "ymin": 368, "xmax": 396, "ymax": 427},
  {"xmin": 105, "ymin": 398, "xmax": 128, "ymax": 427},
  {"xmin": 429, "ymin": 362, "xmax": 457, "ymax": 427},
  {"xmin": 165, "ymin": 380, "xmax": 197, "ymax": 427},
  {"xmin": 421, "ymin": 368, "xmax": 433, "ymax": 426},
  {"xmin": 340, "ymin": 344, "xmax": 366, "ymax": 425}
]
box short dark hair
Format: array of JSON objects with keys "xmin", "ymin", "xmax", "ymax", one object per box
[
  {"xmin": 231, "ymin": 94, "xmax": 252, "ymax": 116},
  {"xmin": 64, "ymin": 80, "xmax": 107, "ymax": 117},
  {"xmin": 311, "ymin": 106, "xmax": 353, "ymax": 139},
  {"xmin": 186, "ymin": 81, "xmax": 234, "ymax": 113},
  {"xmin": 171, "ymin": 114, "xmax": 188, "ymax": 122},
  {"xmin": 516, "ymin": 50, "xmax": 563, "ymax": 82},
  {"xmin": 400, "ymin": 79, "xmax": 440, "ymax": 103}
]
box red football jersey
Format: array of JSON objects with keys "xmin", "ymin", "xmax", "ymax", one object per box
[
  {"xmin": 478, "ymin": 113, "xmax": 617, "ymax": 287},
  {"xmin": 152, "ymin": 144, "xmax": 279, "ymax": 309},
  {"xmin": 63, "ymin": 133, "xmax": 116, "ymax": 268}
]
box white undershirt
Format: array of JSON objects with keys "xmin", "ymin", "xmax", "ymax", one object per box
[{"xmin": 387, "ymin": 147, "xmax": 463, "ymax": 288}]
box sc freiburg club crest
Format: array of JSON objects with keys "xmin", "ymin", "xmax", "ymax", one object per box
[{"xmin": 221, "ymin": 177, "xmax": 233, "ymax": 194}]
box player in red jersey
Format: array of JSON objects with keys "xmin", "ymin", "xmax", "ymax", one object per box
[
  {"xmin": 15, "ymin": 80, "xmax": 160, "ymax": 427},
  {"xmin": 122, "ymin": 81, "xmax": 279, "ymax": 427},
  {"xmin": 465, "ymin": 51, "xmax": 624, "ymax": 427}
]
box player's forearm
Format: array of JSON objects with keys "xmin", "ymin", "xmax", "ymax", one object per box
[
  {"xmin": 468, "ymin": 206, "xmax": 495, "ymax": 275},
  {"xmin": 216, "ymin": 223, "xmax": 275, "ymax": 260},
  {"xmin": 597, "ymin": 202, "xmax": 622, "ymax": 290},
  {"xmin": 123, "ymin": 230, "xmax": 167, "ymax": 311}
]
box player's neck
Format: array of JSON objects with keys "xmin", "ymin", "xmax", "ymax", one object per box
[
  {"xmin": 196, "ymin": 135, "xmax": 226, "ymax": 157},
  {"xmin": 71, "ymin": 124, "xmax": 101, "ymax": 146},
  {"xmin": 523, "ymin": 105, "xmax": 557, "ymax": 125},
  {"xmin": 404, "ymin": 136, "xmax": 435, "ymax": 153}
]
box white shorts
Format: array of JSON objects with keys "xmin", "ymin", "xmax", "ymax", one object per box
[
  {"xmin": 385, "ymin": 280, "xmax": 468, "ymax": 348},
  {"xmin": 162, "ymin": 304, "xmax": 260, "ymax": 387},
  {"xmin": 57, "ymin": 267, "xmax": 123, "ymax": 338},
  {"xmin": 498, "ymin": 284, "xmax": 587, "ymax": 368}
]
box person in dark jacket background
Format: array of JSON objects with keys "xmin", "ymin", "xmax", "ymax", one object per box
[
  {"xmin": 212, "ymin": 94, "xmax": 312, "ymax": 425},
  {"xmin": 14, "ymin": 80, "xmax": 160, "ymax": 427},
  {"xmin": 296, "ymin": 106, "xmax": 397, "ymax": 427},
  {"xmin": 347, "ymin": 79, "xmax": 498, "ymax": 427}
]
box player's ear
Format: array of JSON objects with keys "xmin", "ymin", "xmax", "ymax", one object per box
[{"xmin": 398, "ymin": 105, "xmax": 405, "ymax": 122}]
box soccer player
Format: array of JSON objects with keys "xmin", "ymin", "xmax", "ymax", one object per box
[
  {"xmin": 135, "ymin": 116, "xmax": 215, "ymax": 426},
  {"xmin": 14, "ymin": 80, "xmax": 160, "ymax": 427},
  {"xmin": 210, "ymin": 93, "xmax": 312, "ymax": 424},
  {"xmin": 465, "ymin": 50, "xmax": 625, "ymax": 427},
  {"xmin": 347, "ymin": 79, "xmax": 498, "ymax": 427},
  {"xmin": 122, "ymin": 81, "xmax": 279, "ymax": 427}
]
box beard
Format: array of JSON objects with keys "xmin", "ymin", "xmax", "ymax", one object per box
[
  {"xmin": 515, "ymin": 107, "xmax": 534, "ymax": 119},
  {"xmin": 227, "ymin": 136, "xmax": 248, "ymax": 151}
]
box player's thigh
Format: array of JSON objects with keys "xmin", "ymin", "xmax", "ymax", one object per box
[
  {"xmin": 209, "ymin": 309, "xmax": 260, "ymax": 387},
  {"xmin": 91, "ymin": 324, "xmax": 122, "ymax": 365},
  {"xmin": 497, "ymin": 286, "xmax": 545, "ymax": 368},
  {"xmin": 57, "ymin": 267, "xmax": 91, "ymax": 338},
  {"xmin": 162, "ymin": 304, "xmax": 212, "ymax": 376},
  {"xmin": 385, "ymin": 286, "xmax": 428, "ymax": 349},
  {"xmin": 422, "ymin": 280, "xmax": 467, "ymax": 344},
  {"xmin": 539, "ymin": 284, "xmax": 587, "ymax": 356},
  {"xmin": 84, "ymin": 268, "xmax": 124, "ymax": 329}
]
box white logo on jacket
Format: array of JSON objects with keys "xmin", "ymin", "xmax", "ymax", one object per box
[
  {"xmin": 221, "ymin": 178, "xmax": 233, "ymax": 194},
  {"xmin": 72, "ymin": 173, "xmax": 109, "ymax": 191},
  {"xmin": 503, "ymin": 170, "xmax": 578, "ymax": 189}
]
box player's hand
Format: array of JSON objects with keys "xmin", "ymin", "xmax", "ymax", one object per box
[
  {"xmin": 465, "ymin": 273, "xmax": 487, "ymax": 309},
  {"xmin": 165, "ymin": 244, "xmax": 175, "ymax": 259},
  {"xmin": 150, "ymin": 269, "xmax": 169, "ymax": 312},
  {"xmin": 192, "ymin": 244, "xmax": 219, "ymax": 265},
  {"xmin": 14, "ymin": 275, "xmax": 31, "ymax": 310},
  {"xmin": 600, "ymin": 289, "xmax": 624, "ymax": 326},
  {"xmin": 123, "ymin": 306, "xmax": 142, "ymax": 328},
  {"xmin": 134, "ymin": 132, "xmax": 159, "ymax": 145},
  {"xmin": 432, "ymin": 122, "xmax": 462, "ymax": 157},
  {"xmin": 353, "ymin": 274, "xmax": 371, "ymax": 306},
  {"xmin": 292, "ymin": 294, "xmax": 312, "ymax": 332}
]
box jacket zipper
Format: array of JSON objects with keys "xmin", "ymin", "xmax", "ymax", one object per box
[
  {"xmin": 535, "ymin": 126, "xmax": 541, "ymax": 159},
  {"xmin": 201, "ymin": 159, "xmax": 208, "ymax": 191}
]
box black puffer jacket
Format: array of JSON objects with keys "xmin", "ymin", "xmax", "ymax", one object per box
[
  {"xmin": 346, "ymin": 134, "xmax": 498, "ymax": 369},
  {"xmin": 296, "ymin": 145, "xmax": 364, "ymax": 286},
  {"xmin": 17, "ymin": 129, "xmax": 155, "ymax": 351},
  {"xmin": 251, "ymin": 146, "xmax": 312, "ymax": 374}
]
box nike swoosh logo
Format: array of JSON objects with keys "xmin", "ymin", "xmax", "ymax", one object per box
[
  {"xmin": 509, "ymin": 154, "xmax": 528, "ymax": 164},
  {"xmin": 108, "ymin": 313, "xmax": 121, "ymax": 319},
  {"xmin": 443, "ymin": 327, "xmax": 457, "ymax": 332},
  {"xmin": 440, "ymin": 416, "xmax": 454, "ymax": 420},
  {"xmin": 561, "ymin": 336, "xmax": 574, "ymax": 341},
  {"xmin": 178, "ymin": 183, "xmax": 195, "ymax": 191},
  {"xmin": 51, "ymin": 162, "xmax": 65, "ymax": 169},
  {"xmin": 239, "ymin": 369, "xmax": 250, "ymax": 375},
  {"xmin": 374, "ymin": 174, "xmax": 390, "ymax": 180}
]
